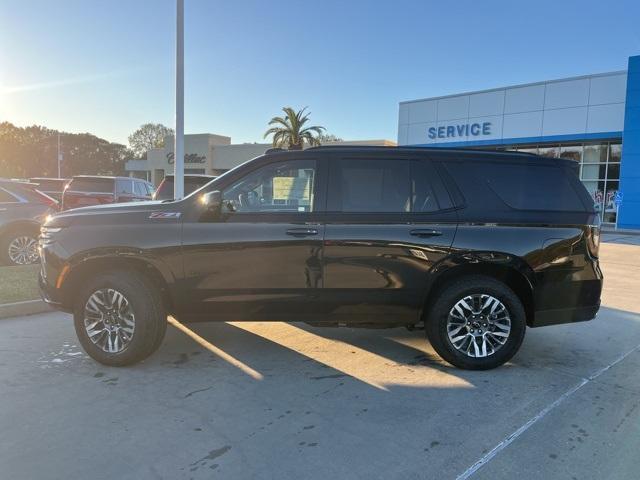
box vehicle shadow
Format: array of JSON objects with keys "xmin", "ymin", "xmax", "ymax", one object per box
[{"xmin": 159, "ymin": 304, "xmax": 640, "ymax": 394}]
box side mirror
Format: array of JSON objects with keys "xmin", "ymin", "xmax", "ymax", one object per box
[{"xmin": 200, "ymin": 190, "xmax": 222, "ymax": 211}]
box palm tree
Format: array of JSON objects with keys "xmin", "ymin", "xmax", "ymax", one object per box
[{"xmin": 264, "ymin": 107, "xmax": 325, "ymax": 150}]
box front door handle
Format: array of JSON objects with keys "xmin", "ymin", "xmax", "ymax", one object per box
[
  {"xmin": 410, "ymin": 229, "xmax": 443, "ymax": 238},
  {"xmin": 286, "ymin": 228, "xmax": 318, "ymax": 237}
]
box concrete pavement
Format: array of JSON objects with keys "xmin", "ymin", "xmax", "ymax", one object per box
[{"xmin": 1, "ymin": 240, "xmax": 639, "ymax": 479}]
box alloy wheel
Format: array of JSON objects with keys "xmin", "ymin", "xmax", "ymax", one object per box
[
  {"xmin": 446, "ymin": 294, "xmax": 511, "ymax": 358},
  {"xmin": 8, "ymin": 236, "xmax": 39, "ymax": 265},
  {"xmin": 84, "ymin": 288, "xmax": 136, "ymax": 354}
]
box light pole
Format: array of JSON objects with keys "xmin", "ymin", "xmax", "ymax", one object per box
[
  {"xmin": 174, "ymin": 0, "xmax": 185, "ymax": 199},
  {"xmin": 57, "ymin": 132, "xmax": 63, "ymax": 178}
]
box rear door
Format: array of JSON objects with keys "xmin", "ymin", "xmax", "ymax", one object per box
[{"xmin": 322, "ymin": 153, "xmax": 458, "ymax": 324}]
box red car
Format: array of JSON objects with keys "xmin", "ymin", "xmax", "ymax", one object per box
[{"xmin": 61, "ymin": 176, "xmax": 154, "ymax": 210}]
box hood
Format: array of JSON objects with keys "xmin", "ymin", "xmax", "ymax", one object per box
[{"xmin": 45, "ymin": 200, "xmax": 185, "ymax": 228}]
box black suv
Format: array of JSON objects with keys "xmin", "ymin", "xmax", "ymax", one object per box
[{"xmin": 39, "ymin": 147, "xmax": 603, "ymax": 370}]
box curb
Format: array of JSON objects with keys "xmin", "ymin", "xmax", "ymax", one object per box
[
  {"xmin": 602, "ymin": 228, "xmax": 640, "ymax": 236},
  {"xmin": 0, "ymin": 299, "xmax": 52, "ymax": 319}
]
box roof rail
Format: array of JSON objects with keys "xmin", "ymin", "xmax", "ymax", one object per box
[
  {"xmin": 305, "ymin": 144, "xmax": 539, "ymax": 157},
  {"xmin": 265, "ymin": 147, "xmax": 287, "ymax": 154}
]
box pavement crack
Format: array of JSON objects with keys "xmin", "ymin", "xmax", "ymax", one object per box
[{"xmin": 184, "ymin": 386, "xmax": 214, "ymax": 398}]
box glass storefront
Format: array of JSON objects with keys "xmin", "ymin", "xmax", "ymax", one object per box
[{"xmin": 494, "ymin": 140, "xmax": 622, "ymax": 224}]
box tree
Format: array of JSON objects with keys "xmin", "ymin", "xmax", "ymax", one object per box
[
  {"xmin": 127, "ymin": 123, "xmax": 174, "ymax": 159},
  {"xmin": 264, "ymin": 107, "xmax": 325, "ymax": 150},
  {"xmin": 318, "ymin": 133, "xmax": 343, "ymax": 144},
  {"xmin": 0, "ymin": 122, "xmax": 134, "ymax": 178}
]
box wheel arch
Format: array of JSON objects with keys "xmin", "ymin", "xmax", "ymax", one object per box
[
  {"xmin": 422, "ymin": 253, "xmax": 536, "ymax": 326},
  {"xmin": 0, "ymin": 219, "xmax": 41, "ymax": 238},
  {"xmin": 59, "ymin": 252, "xmax": 177, "ymax": 313}
]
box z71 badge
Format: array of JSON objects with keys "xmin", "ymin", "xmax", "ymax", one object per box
[{"xmin": 149, "ymin": 212, "xmax": 181, "ymax": 219}]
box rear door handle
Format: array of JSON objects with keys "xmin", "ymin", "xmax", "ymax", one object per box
[
  {"xmin": 410, "ymin": 229, "xmax": 443, "ymax": 238},
  {"xmin": 286, "ymin": 228, "xmax": 318, "ymax": 237}
]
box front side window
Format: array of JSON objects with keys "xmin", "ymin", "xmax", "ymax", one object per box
[{"xmin": 222, "ymin": 159, "xmax": 316, "ymax": 213}]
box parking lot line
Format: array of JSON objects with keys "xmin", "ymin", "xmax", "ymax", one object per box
[{"xmin": 456, "ymin": 341, "xmax": 640, "ymax": 480}]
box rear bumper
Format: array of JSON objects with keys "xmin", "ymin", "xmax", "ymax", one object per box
[
  {"xmin": 530, "ymin": 302, "xmax": 600, "ymax": 328},
  {"xmin": 531, "ymin": 258, "xmax": 603, "ymax": 327}
]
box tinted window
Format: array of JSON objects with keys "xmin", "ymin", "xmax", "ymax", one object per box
[
  {"xmin": 329, "ymin": 158, "xmax": 410, "ymax": 213},
  {"xmin": 115, "ymin": 180, "xmax": 133, "ymax": 195},
  {"xmin": 223, "ymin": 160, "xmax": 316, "ymax": 213},
  {"xmin": 449, "ymin": 161, "xmax": 586, "ymax": 212},
  {"xmin": 134, "ymin": 181, "xmax": 147, "ymax": 196},
  {"xmin": 411, "ymin": 160, "xmax": 452, "ymax": 212},
  {"xmin": 68, "ymin": 178, "xmax": 113, "ymax": 193}
]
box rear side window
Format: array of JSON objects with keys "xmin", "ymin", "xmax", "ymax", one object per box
[
  {"xmin": 134, "ymin": 181, "xmax": 147, "ymax": 196},
  {"xmin": 116, "ymin": 179, "xmax": 134, "ymax": 195},
  {"xmin": 328, "ymin": 159, "xmax": 411, "ymax": 212},
  {"xmin": 411, "ymin": 160, "xmax": 453, "ymax": 212},
  {"xmin": 68, "ymin": 178, "xmax": 113, "ymax": 193}
]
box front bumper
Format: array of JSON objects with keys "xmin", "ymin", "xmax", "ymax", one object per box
[{"xmin": 38, "ymin": 265, "xmax": 72, "ymax": 313}]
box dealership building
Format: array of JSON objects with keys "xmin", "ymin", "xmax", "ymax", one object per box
[
  {"xmin": 125, "ymin": 135, "xmax": 395, "ymax": 186},
  {"xmin": 398, "ymin": 55, "xmax": 640, "ymax": 229}
]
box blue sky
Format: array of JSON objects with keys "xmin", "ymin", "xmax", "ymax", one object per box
[{"xmin": 1, "ymin": 0, "xmax": 639, "ymax": 145}]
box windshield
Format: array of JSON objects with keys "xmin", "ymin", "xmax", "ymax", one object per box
[{"xmin": 154, "ymin": 176, "xmax": 217, "ymax": 200}]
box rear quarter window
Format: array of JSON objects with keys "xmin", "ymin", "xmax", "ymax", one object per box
[{"xmin": 445, "ymin": 160, "xmax": 588, "ymax": 212}]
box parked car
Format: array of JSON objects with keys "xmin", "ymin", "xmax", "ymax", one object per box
[
  {"xmin": 29, "ymin": 178, "xmax": 69, "ymax": 202},
  {"xmin": 0, "ymin": 179, "xmax": 58, "ymax": 265},
  {"xmin": 153, "ymin": 174, "xmax": 217, "ymax": 201},
  {"xmin": 39, "ymin": 146, "xmax": 603, "ymax": 369},
  {"xmin": 61, "ymin": 176, "xmax": 154, "ymax": 210}
]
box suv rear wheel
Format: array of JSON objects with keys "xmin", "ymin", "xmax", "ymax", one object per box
[
  {"xmin": 426, "ymin": 275, "xmax": 526, "ymax": 370},
  {"xmin": 1, "ymin": 227, "xmax": 39, "ymax": 265},
  {"xmin": 73, "ymin": 270, "xmax": 167, "ymax": 366}
]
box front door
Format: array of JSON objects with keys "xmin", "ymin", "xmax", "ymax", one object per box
[
  {"xmin": 321, "ymin": 155, "xmax": 458, "ymax": 325},
  {"xmin": 179, "ymin": 157, "xmax": 325, "ymax": 321}
]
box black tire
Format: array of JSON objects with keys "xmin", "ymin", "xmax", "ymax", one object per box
[
  {"xmin": 425, "ymin": 275, "xmax": 526, "ymax": 370},
  {"xmin": 0, "ymin": 227, "xmax": 39, "ymax": 266},
  {"xmin": 73, "ymin": 270, "xmax": 167, "ymax": 367}
]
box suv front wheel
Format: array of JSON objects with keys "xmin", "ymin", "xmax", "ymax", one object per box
[
  {"xmin": 73, "ymin": 270, "xmax": 167, "ymax": 366},
  {"xmin": 426, "ymin": 275, "xmax": 526, "ymax": 370}
]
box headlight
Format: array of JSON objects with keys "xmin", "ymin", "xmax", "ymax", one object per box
[{"xmin": 40, "ymin": 226, "xmax": 63, "ymax": 246}]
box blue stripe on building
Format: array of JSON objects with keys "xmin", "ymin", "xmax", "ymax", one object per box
[{"xmin": 619, "ymin": 55, "xmax": 640, "ymax": 229}]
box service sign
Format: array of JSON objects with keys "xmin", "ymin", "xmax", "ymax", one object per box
[{"xmin": 428, "ymin": 122, "xmax": 492, "ymax": 140}]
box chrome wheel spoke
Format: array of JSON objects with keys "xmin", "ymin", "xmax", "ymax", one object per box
[
  {"xmin": 8, "ymin": 236, "xmax": 38, "ymax": 265},
  {"xmin": 84, "ymin": 288, "xmax": 135, "ymax": 354},
  {"xmin": 447, "ymin": 293, "xmax": 511, "ymax": 358}
]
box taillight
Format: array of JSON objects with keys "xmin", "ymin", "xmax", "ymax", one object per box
[{"xmin": 586, "ymin": 217, "xmax": 601, "ymax": 258}]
